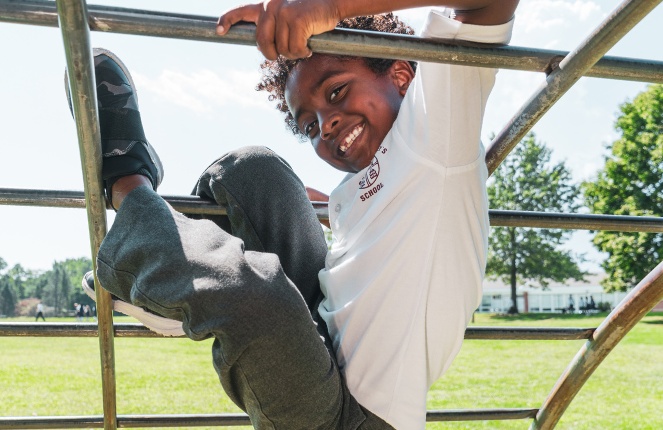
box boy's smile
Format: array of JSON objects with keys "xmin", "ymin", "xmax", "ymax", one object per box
[{"xmin": 285, "ymin": 55, "xmax": 414, "ymax": 173}]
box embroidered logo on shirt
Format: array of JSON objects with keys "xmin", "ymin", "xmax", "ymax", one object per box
[
  {"xmin": 359, "ymin": 156, "xmax": 380, "ymax": 189},
  {"xmin": 359, "ymin": 146, "xmax": 387, "ymax": 202}
]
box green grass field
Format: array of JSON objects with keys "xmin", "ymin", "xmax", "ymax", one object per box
[{"xmin": 1, "ymin": 313, "xmax": 662, "ymax": 429}]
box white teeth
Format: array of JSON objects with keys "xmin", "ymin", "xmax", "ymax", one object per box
[{"xmin": 340, "ymin": 124, "xmax": 364, "ymax": 153}]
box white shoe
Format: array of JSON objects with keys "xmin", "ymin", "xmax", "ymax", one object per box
[{"xmin": 82, "ymin": 271, "xmax": 185, "ymax": 337}]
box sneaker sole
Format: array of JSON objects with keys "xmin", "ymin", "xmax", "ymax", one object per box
[{"xmin": 82, "ymin": 275, "xmax": 185, "ymax": 337}]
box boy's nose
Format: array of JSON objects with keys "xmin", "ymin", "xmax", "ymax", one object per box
[{"xmin": 320, "ymin": 116, "xmax": 340, "ymax": 141}]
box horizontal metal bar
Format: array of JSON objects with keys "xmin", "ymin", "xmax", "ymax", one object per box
[
  {"xmin": 0, "ymin": 323, "xmax": 167, "ymax": 337},
  {"xmin": 427, "ymin": 408, "xmax": 539, "ymax": 422},
  {"xmin": 0, "ymin": 0, "xmax": 661, "ymax": 83},
  {"xmin": 0, "ymin": 414, "xmax": 250, "ymax": 429},
  {"xmin": 0, "ymin": 188, "xmax": 229, "ymax": 215},
  {"xmin": 118, "ymin": 414, "xmax": 250, "ymax": 428},
  {"xmin": 0, "ymin": 416, "xmax": 103, "ymax": 429},
  {"xmin": 465, "ymin": 327, "xmax": 594, "ymax": 340},
  {"xmin": 3, "ymin": 188, "xmax": 663, "ymax": 233},
  {"xmin": 0, "ymin": 323, "xmax": 594, "ymax": 340},
  {"xmin": 489, "ymin": 210, "xmax": 663, "ymax": 233},
  {"xmin": 0, "ymin": 408, "xmax": 540, "ymax": 428}
]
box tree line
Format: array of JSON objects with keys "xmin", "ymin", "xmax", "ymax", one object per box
[{"xmin": 0, "ymin": 256, "xmax": 93, "ymax": 317}]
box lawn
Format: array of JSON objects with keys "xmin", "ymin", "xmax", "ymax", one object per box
[{"xmin": 1, "ymin": 313, "xmax": 661, "ymax": 429}]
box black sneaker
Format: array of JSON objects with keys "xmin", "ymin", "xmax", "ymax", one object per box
[
  {"xmin": 65, "ymin": 48, "xmax": 163, "ymax": 208},
  {"xmin": 82, "ymin": 271, "xmax": 185, "ymax": 337}
]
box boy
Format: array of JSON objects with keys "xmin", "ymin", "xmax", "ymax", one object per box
[{"xmin": 75, "ymin": 0, "xmax": 518, "ymax": 428}]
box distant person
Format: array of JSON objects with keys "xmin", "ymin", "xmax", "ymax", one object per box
[
  {"xmin": 579, "ymin": 296, "xmax": 586, "ymax": 312},
  {"xmin": 35, "ymin": 302, "xmax": 45, "ymax": 321},
  {"xmin": 568, "ymin": 295, "xmax": 575, "ymax": 313},
  {"xmin": 83, "ymin": 304, "xmax": 91, "ymax": 321},
  {"xmin": 589, "ymin": 296, "xmax": 596, "ymax": 310},
  {"xmin": 74, "ymin": 303, "xmax": 82, "ymax": 321}
]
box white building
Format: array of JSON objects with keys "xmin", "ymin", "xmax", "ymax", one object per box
[{"xmin": 478, "ymin": 273, "xmax": 630, "ymax": 314}]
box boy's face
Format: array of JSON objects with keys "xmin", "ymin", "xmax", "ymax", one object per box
[{"xmin": 285, "ymin": 55, "xmax": 414, "ymax": 173}]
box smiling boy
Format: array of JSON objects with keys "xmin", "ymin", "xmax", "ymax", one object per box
[
  {"xmin": 77, "ymin": 1, "xmax": 518, "ymax": 429},
  {"xmin": 285, "ymin": 54, "xmax": 411, "ymax": 173}
]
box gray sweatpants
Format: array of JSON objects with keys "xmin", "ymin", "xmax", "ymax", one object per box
[{"xmin": 95, "ymin": 146, "xmax": 394, "ymax": 430}]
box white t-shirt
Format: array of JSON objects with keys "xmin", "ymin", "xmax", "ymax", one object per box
[{"xmin": 318, "ymin": 9, "xmax": 514, "ymax": 429}]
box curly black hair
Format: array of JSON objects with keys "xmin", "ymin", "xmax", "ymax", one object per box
[{"xmin": 256, "ymin": 13, "xmax": 416, "ymax": 138}]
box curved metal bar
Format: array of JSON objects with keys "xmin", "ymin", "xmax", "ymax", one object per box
[
  {"xmin": 3, "ymin": 188, "xmax": 663, "ymax": 233},
  {"xmin": 56, "ymin": 0, "xmax": 117, "ymax": 428},
  {"xmin": 530, "ymin": 261, "xmax": 663, "ymax": 430},
  {"xmin": 486, "ymin": 0, "xmax": 663, "ymax": 175},
  {"xmin": 0, "ymin": 0, "xmax": 662, "ymax": 83}
]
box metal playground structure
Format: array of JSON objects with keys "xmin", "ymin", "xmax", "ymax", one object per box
[{"xmin": 1, "ymin": 0, "xmax": 663, "ymax": 428}]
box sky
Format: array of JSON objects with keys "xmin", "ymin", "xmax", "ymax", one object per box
[{"xmin": 1, "ymin": 0, "xmax": 661, "ymax": 275}]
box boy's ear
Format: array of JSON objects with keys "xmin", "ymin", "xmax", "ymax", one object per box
[{"xmin": 390, "ymin": 60, "xmax": 415, "ymax": 96}]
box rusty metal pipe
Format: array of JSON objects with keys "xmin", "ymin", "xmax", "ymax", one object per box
[
  {"xmin": 0, "ymin": 0, "xmax": 661, "ymax": 83},
  {"xmin": 530, "ymin": 260, "xmax": 663, "ymax": 429},
  {"xmin": 486, "ymin": 0, "xmax": 663, "ymax": 174},
  {"xmin": 56, "ymin": 0, "xmax": 117, "ymax": 428},
  {"xmin": 0, "ymin": 323, "xmax": 596, "ymax": 341},
  {"xmin": 3, "ymin": 188, "xmax": 663, "ymax": 233}
]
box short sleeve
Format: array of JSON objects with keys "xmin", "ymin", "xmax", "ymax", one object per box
[{"xmin": 392, "ymin": 9, "xmax": 514, "ymax": 167}]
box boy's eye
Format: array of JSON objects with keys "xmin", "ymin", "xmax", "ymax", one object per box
[
  {"xmin": 304, "ymin": 121, "xmax": 318, "ymax": 136},
  {"xmin": 329, "ymin": 84, "xmax": 346, "ymax": 102}
]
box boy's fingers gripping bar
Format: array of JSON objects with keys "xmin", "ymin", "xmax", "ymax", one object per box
[
  {"xmin": 256, "ymin": 13, "xmax": 279, "ymax": 60},
  {"xmin": 288, "ymin": 26, "xmax": 313, "ymax": 59},
  {"xmin": 216, "ymin": 4, "xmax": 261, "ymax": 36}
]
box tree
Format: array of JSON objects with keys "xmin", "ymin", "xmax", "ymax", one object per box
[
  {"xmin": 0, "ymin": 259, "xmax": 18, "ymax": 317},
  {"xmin": 7, "ymin": 263, "xmax": 29, "ymax": 299},
  {"xmin": 0, "ymin": 283, "xmax": 17, "ymax": 316},
  {"xmin": 584, "ymin": 84, "xmax": 663, "ymax": 292},
  {"xmin": 59, "ymin": 257, "xmax": 94, "ymax": 307},
  {"xmin": 487, "ymin": 133, "xmax": 586, "ymax": 313},
  {"xmin": 43, "ymin": 263, "xmax": 72, "ymax": 316},
  {"xmin": 0, "ymin": 259, "xmax": 16, "ymax": 316},
  {"xmin": 39, "ymin": 258, "xmax": 93, "ymax": 314}
]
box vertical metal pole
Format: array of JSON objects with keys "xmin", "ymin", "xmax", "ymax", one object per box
[
  {"xmin": 57, "ymin": 0, "xmax": 117, "ymax": 429},
  {"xmin": 485, "ymin": 0, "xmax": 662, "ymax": 174}
]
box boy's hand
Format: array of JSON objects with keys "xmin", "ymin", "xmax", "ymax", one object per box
[{"xmin": 217, "ymin": 0, "xmax": 341, "ymax": 60}]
